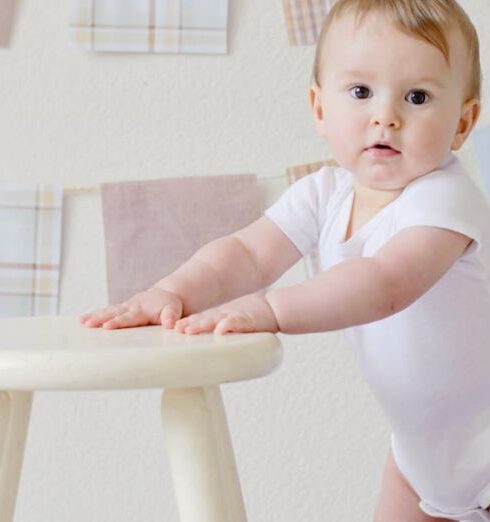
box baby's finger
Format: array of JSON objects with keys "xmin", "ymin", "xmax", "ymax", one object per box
[
  {"xmin": 174, "ymin": 316, "xmax": 191, "ymax": 333},
  {"xmin": 79, "ymin": 310, "xmax": 102, "ymax": 324},
  {"xmin": 102, "ymin": 309, "xmax": 149, "ymax": 329},
  {"xmin": 214, "ymin": 315, "xmax": 252, "ymax": 335},
  {"xmin": 175, "ymin": 309, "xmax": 226, "ymax": 333},
  {"xmin": 183, "ymin": 317, "xmax": 217, "ymax": 335},
  {"xmin": 160, "ymin": 305, "xmax": 180, "ymax": 329},
  {"xmin": 79, "ymin": 312, "xmax": 93, "ymax": 323},
  {"xmin": 80, "ymin": 306, "xmax": 127, "ymax": 327}
]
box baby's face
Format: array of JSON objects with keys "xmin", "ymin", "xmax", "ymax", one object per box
[{"xmin": 310, "ymin": 10, "xmax": 480, "ymax": 191}]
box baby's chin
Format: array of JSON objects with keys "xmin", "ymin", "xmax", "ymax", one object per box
[
  {"xmin": 353, "ymin": 169, "xmax": 416, "ymax": 192},
  {"xmin": 361, "ymin": 180, "xmax": 410, "ymax": 192},
  {"xmin": 355, "ymin": 157, "xmax": 442, "ymax": 188}
]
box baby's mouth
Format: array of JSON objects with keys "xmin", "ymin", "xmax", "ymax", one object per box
[{"xmin": 365, "ymin": 144, "xmax": 401, "ymax": 157}]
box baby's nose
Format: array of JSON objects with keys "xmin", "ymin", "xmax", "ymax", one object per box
[{"xmin": 370, "ymin": 116, "xmax": 401, "ymax": 130}]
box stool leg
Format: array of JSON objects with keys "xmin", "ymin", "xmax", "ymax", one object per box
[
  {"xmin": 161, "ymin": 386, "xmax": 247, "ymax": 522},
  {"xmin": 0, "ymin": 391, "xmax": 33, "ymax": 522}
]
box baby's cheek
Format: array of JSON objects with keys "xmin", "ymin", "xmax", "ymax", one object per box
[
  {"xmin": 413, "ymin": 112, "xmax": 456, "ymax": 153},
  {"xmin": 324, "ymin": 126, "xmax": 350, "ymax": 160},
  {"xmin": 409, "ymin": 131, "xmax": 449, "ymax": 170}
]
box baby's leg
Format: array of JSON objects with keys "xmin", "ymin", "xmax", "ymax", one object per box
[{"xmin": 373, "ymin": 448, "xmax": 454, "ymax": 522}]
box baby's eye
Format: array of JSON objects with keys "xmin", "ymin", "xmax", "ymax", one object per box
[
  {"xmin": 406, "ymin": 90, "xmax": 430, "ymax": 105},
  {"xmin": 349, "ymin": 85, "xmax": 371, "ymax": 99}
]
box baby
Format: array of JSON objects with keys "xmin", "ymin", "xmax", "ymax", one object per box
[{"xmin": 80, "ymin": 0, "xmax": 490, "ymax": 520}]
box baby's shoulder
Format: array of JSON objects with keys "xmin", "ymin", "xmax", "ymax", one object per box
[
  {"xmin": 393, "ymin": 156, "xmax": 490, "ymax": 263},
  {"xmin": 400, "ymin": 158, "xmax": 487, "ymax": 210},
  {"xmin": 305, "ymin": 164, "xmax": 352, "ymax": 198}
]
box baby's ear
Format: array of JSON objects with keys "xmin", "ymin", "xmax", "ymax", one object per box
[
  {"xmin": 308, "ymin": 83, "xmax": 326, "ymax": 138},
  {"xmin": 451, "ymin": 97, "xmax": 481, "ymax": 151}
]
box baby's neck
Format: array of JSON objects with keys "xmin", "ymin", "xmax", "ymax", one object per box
[{"xmin": 352, "ymin": 181, "xmax": 403, "ymax": 210}]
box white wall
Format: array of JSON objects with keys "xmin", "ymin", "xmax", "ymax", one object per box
[{"xmin": 1, "ymin": 1, "xmax": 488, "ymax": 520}]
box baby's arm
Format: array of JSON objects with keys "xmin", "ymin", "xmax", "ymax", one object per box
[
  {"xmin": 176, "ymin": 224, "xmax": 471, "ymax": 335},
  {"xmin": 265, "ymin": 226, "xmax": 472, "ymax": 334},
  {"xmin": 80, "ymin": 216, "xmax": 302, "ymax": 328},
  {"xmin": 156, "ymin": 215, "xmax": 302, "ymax": 316}
]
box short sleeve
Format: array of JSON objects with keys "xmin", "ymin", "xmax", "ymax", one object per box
[
  {"xmin": 264, "ymin": 167, "xmax": 335, "ymax": 256},
  {"xmin": 395, "ymin": 166, "xmax": 490, "ymax": 257}
]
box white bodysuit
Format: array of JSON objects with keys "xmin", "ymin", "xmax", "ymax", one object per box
[{"xmin": 265, "ymin": 152, "xmax": 490, "ymax": 521}]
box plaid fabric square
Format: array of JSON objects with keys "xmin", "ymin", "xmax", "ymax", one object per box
[
  {"xmin": 69, "ymin": 0, "xmax": 229, "ymax": 54},
  {"xmin": 0, "ymin": 184, "xmax": 63, "ymax": 317},
  {"xmin": 286, "ymin": 159, "xmax": 338, "ymax": 278},
  {"xmin": 282, "ymin": 0, "xmax": 333, "ymax": 46}
]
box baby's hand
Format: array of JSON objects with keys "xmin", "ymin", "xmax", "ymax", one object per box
[
  {"xmin": 174, "ymin": 292, "xmax": 278, "ymax": 335},
  {"xmin": 79, "ymin": 287, "xmax": 183, "ymax": 330}
]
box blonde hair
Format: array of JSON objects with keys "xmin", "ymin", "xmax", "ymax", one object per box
[{"xmin": 311, "ymin": 0, "xmax": 481, "ymax": 101}]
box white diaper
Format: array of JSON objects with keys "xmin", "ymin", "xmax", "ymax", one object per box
[
  {"xmin": 391, "ymin": 433, "xmax": 490, "ymax": 522},
  {"xmin": 419, "ymin": 500, "xmax": 490, "ymax": 521}
]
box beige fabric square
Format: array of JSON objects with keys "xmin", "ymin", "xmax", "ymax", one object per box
[
  {"xmin": 0, "ymin": 0, "xmax": 16, "ymax": 47},
  {"xmin": 101, "ymin": 174, "xmax": 261, "ymax": 305}
]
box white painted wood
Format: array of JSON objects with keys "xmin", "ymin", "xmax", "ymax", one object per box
[
  {"xmin": 0, "ymin": 315, "xmax": 282, "ymax": 521},
  {"xmin": 0, "ymin": 391, "xmax": 32, "ymax": 522},
  {"xmin": 162, "ymin": 386, "xmax": 247, "ymax": 522},
  {"xmin": 0, "ymin": 316, "xmax": 282, "ymax": 391}
]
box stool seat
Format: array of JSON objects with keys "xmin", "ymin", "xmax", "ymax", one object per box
[
  {"xmin": 0, "ymin": 315, "xmax": 283, "ymax": 522},
  {"xmin": 0, "ymin": 315, "xmax": 282, "ymax": 391}
]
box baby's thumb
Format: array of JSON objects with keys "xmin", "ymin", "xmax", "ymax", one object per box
[{"xmin": 160, "ymin": 304, "xmax": 181, "ymax": 328}]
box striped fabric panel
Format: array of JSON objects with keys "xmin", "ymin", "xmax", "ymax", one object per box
[
  {"xmin": 69, "ymin": 0, "xmax": 229, "ymax": 54},
  {"xmin": 286, "ymin": 158, "xmax": 338, "ymax": 184},
  {"xmin": 286, "ymin": 158, "xmax": 338, "ymax": 278},
  {"xmin": 0, "ymin": 184, "xmax": 63, "ymax": 317},
  {"xmin": 282, "ymin": 0, "xmax": 332, "ymax": 46},
  {"xmin": 0, "ymin": 0, "xmax": 16, "ymax": 47}
]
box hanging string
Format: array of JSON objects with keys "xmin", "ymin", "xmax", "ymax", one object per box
[{"xmin": 63, "ymin": 172, "xmax": 289, "ymax": 193}]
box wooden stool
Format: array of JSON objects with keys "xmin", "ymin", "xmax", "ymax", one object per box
[{"xmin": 0, "ymin": 315, "xmax": 282, "ymax": 522}]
